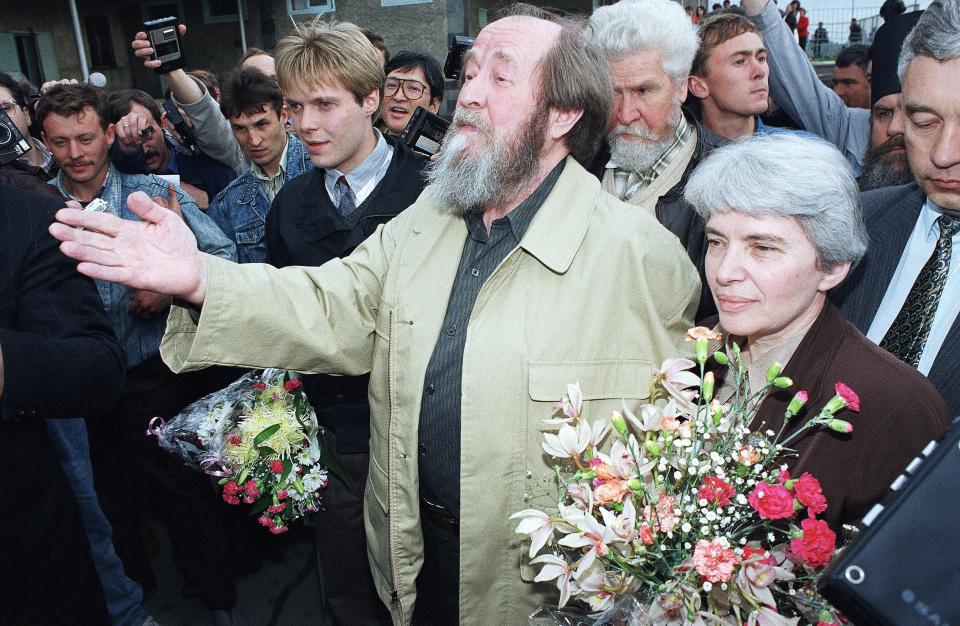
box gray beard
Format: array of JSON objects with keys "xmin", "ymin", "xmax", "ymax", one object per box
[
  {"xmin": 607, "ymin": 107, "xmax": 683, "ymax": 174},
  {"xmin": 426, "ymin": 108, "xmax": 545, "ymax": 217}
]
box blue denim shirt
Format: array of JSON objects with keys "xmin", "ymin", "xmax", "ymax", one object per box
[
  {"xmin": 53, "ymin": 165, "xmax": 236, "ymax": 368},
  {"xmin": 207, "ymin": 134, "xmax": 313, "ymax": 264}
]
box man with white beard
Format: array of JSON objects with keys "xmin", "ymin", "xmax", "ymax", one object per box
[
  {"xmin": 586, "ymin": 0, "xmax": 725, "ymax": 317},
  {"xmin": 50, "ymin": 7, "xmax": 700, "ymax": 624}
]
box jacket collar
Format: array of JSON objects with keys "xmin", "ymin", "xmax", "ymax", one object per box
[{"xmin": 414, "ymin": 156, "xmax": 599, "ymax": 274}]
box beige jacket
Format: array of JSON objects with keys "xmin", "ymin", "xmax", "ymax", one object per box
[{"xmin": 161, "ymin": 157, "xmax": 700, "ymax": 624}]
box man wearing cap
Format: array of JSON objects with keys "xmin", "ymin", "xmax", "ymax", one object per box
[{"xmin": 740, "ymin": 0, "xmax": 919, "ymax": 190}]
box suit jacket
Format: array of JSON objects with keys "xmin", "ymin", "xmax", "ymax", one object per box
[
  {"xmin": 0, "ymin": 184, "xmax": 124, "ymax": 624},
  {"xmin": 831, "ymin": 182, "xmax": 960, "ymax": 415},
  {"xmin": 744, "ymin": 301, "xmax": 950, "ymax": 527}
]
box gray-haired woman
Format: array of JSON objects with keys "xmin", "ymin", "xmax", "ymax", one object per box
[{"xmin": 685, "ymin": 133, "xmax": 950, "ymax": 527}]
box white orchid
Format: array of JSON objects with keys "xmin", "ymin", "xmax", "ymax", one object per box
[
  {"xmin": 599, "ymin": 496, "xmax": 637, "ymax": 544},
  {"xmin": 542, "ymin": 421, "xmax": 592, "ymax": 459},
  {"xmin": 543, "ymin": 382, "xmax": 584, "ymax": 425},
  {"xmin": 510, "ymin": 509, "xmax": 557, "ymax": 558},
  {"xmin": 532, "ymin": 554, "xmax": 578, "ymax": 608},
  {"xmin": 655, "ymin": 358, "xmax": 701, "ymax": 401},
  {"xmin": 558, "ymin": 514, "xmax": 618, "ymax": 576}
]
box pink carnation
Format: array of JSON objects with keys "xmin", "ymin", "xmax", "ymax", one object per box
[{"xmin": 693, "ymin": 538, "xmax": 740, "ymax": 583}]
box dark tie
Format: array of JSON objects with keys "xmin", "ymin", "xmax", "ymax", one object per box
[
  {"xmin": 880, "ymin": 214, "xmax": 960, "ymax": 367},
  {"xmin": 335, "ymin": 175, "xmax": 356, "ymax": 216}
]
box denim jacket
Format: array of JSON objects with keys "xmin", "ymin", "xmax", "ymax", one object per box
[
  {"xmin": 53, "ymin": 165, "xmax": 236, "ymax": 368},
  {"xmin": 207, "ymin": 134, "xmax": 313, "ymax": 264}
]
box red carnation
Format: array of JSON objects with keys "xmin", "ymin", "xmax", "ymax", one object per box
[
  {"xmin": 834, "ymin": 382, "xmax": 860, "ymax": 412},
  {"xmin": 697, "ymin": 476, "xmax": 736, "ymax": 506},
  {"xmin": 258, "ymin": 515, "xmax": 275, "ymax": 528},
  {"xmin": 270, "ymin": 460, "xmax": 285, "ymax": 474},
  {"xmin": 223, "ymin": 480, "xmax": 240, "ymax": 496},
  {"xmin": 269, "ymin": 525, "xmax": 289, "ymax": 535},
  {"xmin": 741, "ymin": 546, "xmax": 775, "ymax": 565},
  {"xmin": 252, "ymin": 382, "xmax": 266, "ymax": 391},
  {"xmin": 277, "ymin": 490, "xmax": 288, "ymax": 500},
  {"xmin": 790, "ymin": 517, "xmax": 836, "ymax": 568},
  {"xmin": 228, "ymin": 435, "xmax": 242, "ymax": 446},
  {"xmin": 243, "ymin": 480, "xmax": 259, "ymax": 497},
  {"xmin": 748, "ymin": 482, "xmax": 796, "ymax": 520},
  {"xmin": 283, "ymin": 379, "xmax": 303, "ymax": 392},
  {"xmin": 793, "ymin": 473, "xmax": 828, "ymax": 515}
]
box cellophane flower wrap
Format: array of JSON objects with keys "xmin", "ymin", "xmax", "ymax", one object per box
[
  {"xmin": 151, "ymin": 369, "xmax": 329, "ymax": 534},
  {"xmin": 515, "ymin": 328, "xmax": 860, "ymax": 626}
]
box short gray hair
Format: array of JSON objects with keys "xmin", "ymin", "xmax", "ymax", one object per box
[
  {"xmin": 684, "ymin": 134, "xmax": 868, "ymax": 270},
  {"xmin": 587, "ymin": 0, "xmax": 700, "ymax": 85},
  {"xmin": 898, "ymin": 0, "xmax": 960, "ymax": 80}
]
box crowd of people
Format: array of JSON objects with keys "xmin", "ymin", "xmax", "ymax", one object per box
[{"xmin": 2, "ymin": 0, "xmax": 958, "ymax": 624}]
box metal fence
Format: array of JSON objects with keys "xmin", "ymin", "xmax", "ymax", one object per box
[{"xmin": 801, "ymin": 3, "xmax": 920, "ymax": 52}]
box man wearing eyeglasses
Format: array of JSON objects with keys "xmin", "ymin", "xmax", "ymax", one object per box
[
  {"xmin": 379, "ymin": 52, "xmax": 445, "ymax": 136},
  {"xmin": 0, "ymin": 72, "xmax": 59, "ymax": 195}
]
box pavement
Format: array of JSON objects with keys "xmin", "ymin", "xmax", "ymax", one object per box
[{"xmin": 142, "ymin": 520, "xmax": 329, "ymax": 626}]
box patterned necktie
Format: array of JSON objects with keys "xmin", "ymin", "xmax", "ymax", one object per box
[
  {"xmin": 335, "ymin": 175, "xmax": 356, "ymax": 216},
  {"xmin": 880, "ymin": 213, "xmax": 960, "ymax": 367}
]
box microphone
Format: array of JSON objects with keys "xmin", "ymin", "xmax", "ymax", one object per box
[{"xmin": 87, "ymin": 72, "xmax": 107, "ymax": 89}]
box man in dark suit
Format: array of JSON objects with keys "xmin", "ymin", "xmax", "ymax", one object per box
[
  {"xmin": 0, "ymin": 183, "xmax": 125, "ymax": 624},
  {"xmin": 832, "ymin": 0, "xmax": 960, "ymax": 414}
]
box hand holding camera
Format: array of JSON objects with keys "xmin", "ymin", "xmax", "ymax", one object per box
[
  {"xmin": 132, "ymin": 19, "xmax": 186, "ymax": 74},
  {"xmin": 115, "ymin": 109, "xmax": 156, "ymax": 152}
]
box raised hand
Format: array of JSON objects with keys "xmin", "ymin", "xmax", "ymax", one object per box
[
  {"xmin": 131, "ymin": 24, "xmax": 187, "ymax": 70},
  {"xmin": 49, "ymin": 191, "xmax": 209, "ymax": 306}
]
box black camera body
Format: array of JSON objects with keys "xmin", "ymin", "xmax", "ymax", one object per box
[
  {"xmin": 818, "ymin": 417, "xmax": 960, "ymax": 626},
  {"xmin": 162, "ymin": 99, "xmax": 195, "ymax": 149},
  {"xmin": 145, "ymin": 16, "xmax": 185, "ymax": 74},
  {"xmin": 0, "ymin": 108, "xmax": 31, "ymax": 165},
  {"xmin": 402, "ymin": 106, "xmax": 449, "ymax": 157},
  {"xmin": 444, "ymin": 35, "xmax": 475, "ymax": 80}
]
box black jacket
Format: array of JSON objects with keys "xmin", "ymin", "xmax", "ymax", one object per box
[
  {"xmin": 0, "ymin": 184, "xmax": 124, "ymax": 624},
  {"xmin": 266, "ymin": 136, "xmax": 428, "ymax": 453},
  {"xmin": 584, "ymin": 111, "xmax": 726, "ymax": 319}
]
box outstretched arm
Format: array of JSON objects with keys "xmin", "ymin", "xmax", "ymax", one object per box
[
  {"xmin": 742, "ymin": 0, "xmax": 871, "ymax": 170},
  {"xmin": 49, "ymin": 192, "xmax": 210, "ymax": 306}
]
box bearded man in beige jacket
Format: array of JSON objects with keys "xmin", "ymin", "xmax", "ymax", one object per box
[{"xmin": 51, "ymin": 9, "xmax": 700, "ymax": 625}]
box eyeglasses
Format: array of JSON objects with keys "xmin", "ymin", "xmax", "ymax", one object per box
[
  {"xmin": 0, "ymin": 100, "xmax": 17, "ymax": 112},
  {"xmin": 384, "ymin": 77, "xmax": 428, "ymax": 100}
]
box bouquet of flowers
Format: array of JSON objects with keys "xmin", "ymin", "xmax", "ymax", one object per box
[
  {"xmin": 151, "ymin": 369, "xmax": 333, "ymax": 534},
  {"xmin": 514, "ymin": 328, "xmax": 859, "ymax": 626}
]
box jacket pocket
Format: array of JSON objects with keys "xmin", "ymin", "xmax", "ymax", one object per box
[
  {"xmin": 528, "ymin": 359, "xmax": 651, "ymax": 403},
  {"xmin": 235, "ymin": 220, "xmax": 265, "ymax": 245},
  {"xmin": 367, "ymin": 306, "xmax": 394, "ymax": 515},
  {"xmin": 521, "ymin": 359, "xmax": 652, "ymax": 581}
]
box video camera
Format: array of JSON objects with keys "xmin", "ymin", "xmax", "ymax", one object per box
[{"xmin": 0, "ymin": 108, "xmax": 31, "ymax": 165}]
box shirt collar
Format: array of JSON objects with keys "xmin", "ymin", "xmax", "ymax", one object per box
[
  {"xmin": 463, "ymin": 160, "xmax": 566, "ymax": 243},
  {"xmin": 325, "ymin": 128, "xmax": 390, "ymax": 192},
  {"xmin": 55, "ymin": 162, "xmax": 114, "ymax": 203},
  {"xmin": 251, "ymin": 133, "xmax": 290, "ymax": 182},
  {"xmin": 921, "ymin": 197, "xmax": 960, "ymax": 239}
]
